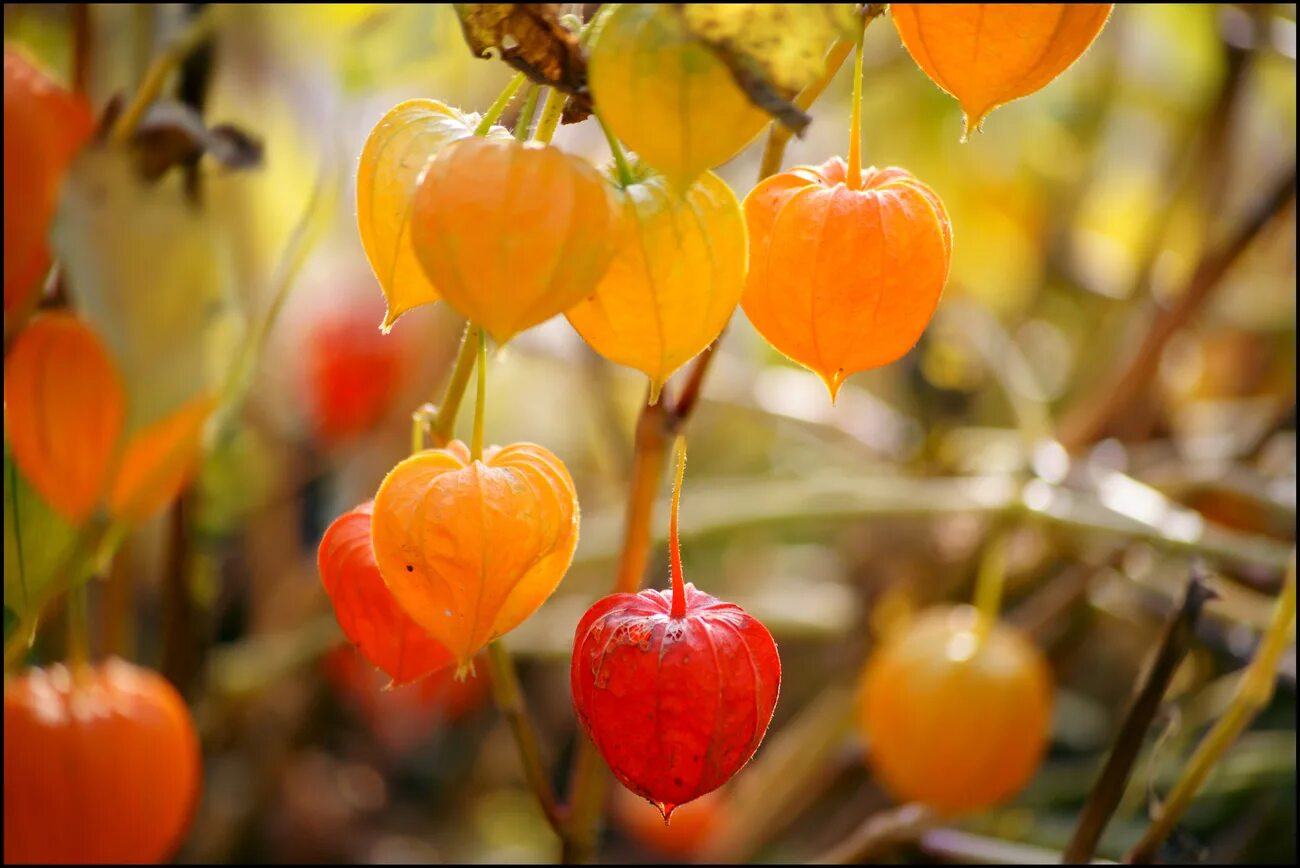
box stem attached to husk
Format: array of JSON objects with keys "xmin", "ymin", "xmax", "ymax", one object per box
[
  {"xmin": 474, "ymin": 71, "xmax": 527, "ymax": 136},
  {"xmin": 429, "ymin": 323, "xmax": 482, "ymax": 448},
  {"xmin": 471, "ymin": 329, "xmax": 487, "ymax": 462},
  {"xmin": 668, "ymin": 435, "xmax": 688, "ymax": 619},
  {"xmin": 846, "ymin": 18, "xmax": 866, "ymax": 190},
  {"xmin": 532, "ymin": 87, "xmax": 567, "ymax": 145}
]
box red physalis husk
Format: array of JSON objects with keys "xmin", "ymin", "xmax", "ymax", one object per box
[
  {"xmin": 318, "ymin": 501, "xmax": 455, "ymax": 686},
  {"xmin": 570, "ymin": 438, "xmax": 781, "ymax": 820}
]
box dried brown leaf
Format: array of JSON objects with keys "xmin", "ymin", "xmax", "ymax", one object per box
[{"xmin": 453, "ymin": 3, "xmax": 592, "ymax": 122}]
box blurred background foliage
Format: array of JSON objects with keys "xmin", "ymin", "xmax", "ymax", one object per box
[{"xmin": 3, "ymin": 3, "xmax": 1296, "ymax": 864}]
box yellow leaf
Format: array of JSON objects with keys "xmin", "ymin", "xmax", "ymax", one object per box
[
  {"xmin": 356, "ymin": 99, "xmax": 510, "ymax": 331},
  {"xmin": 567, "ymin": 168, "xmax": 746, "ymax": 403},
  {"xmin": 51, "ymin": 146, "xmax": 243, "ymax": 431},
  {"xmin": 677, "ymin": 3, "xmax": 858, "ymax": 94}
]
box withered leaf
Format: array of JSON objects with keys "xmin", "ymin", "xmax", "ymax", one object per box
[
  {"xmin": 129, "ymin": 101, "xmax": 263, "ymax": 182},
  {"xmin": 453, "ymin": 4, "xmax": 592, "ymax": 122},
  {"xmin": 671, "ymin": 3, "xmax": 860, "ymax": 135}
]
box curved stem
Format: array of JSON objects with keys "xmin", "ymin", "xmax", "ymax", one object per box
[
  {"xmin": 972, "ymin": 532, "xmax": 1007, "ymax": 644},
  {"xmin": 758, "ymin": 38, "xmax": 854, "ymax": 178},
  {"xmin": 595, "ymin": 111, "xmax": 635, "ymax": 187},
  {"xmin": 668, "ymin": 436, "xmax": 688, "ymax": 618},
  {"xmin": 65, "ymin": 582, "xmax": 90, "ymax": 674},
  {"xmin": 430, "ymin": 323, "xmax": 482, "ymax": 448},
  {"xmin": 613, "ymin": 395, "xmax": 670, "ymax": 595},
  {"xmin": 513, "ymin": 84, "xmax": 541, "ymax": 141},
  {"xmin": 474, "ymin": 71, "xmax": 527, "ymax": 136},
  {"xmin": 846, "ymin": 21, "xmax": 865, "ymax": 190},
  {"xmin": 485, "ymin": 639, "xmax": 566, "ymax": 835},
  {"xmin": 1127, "ymin": 553, "xmax": 1296, "ymax": 863},
  {"xmin": 110, "ymin": 6, "xmax": 220, "ymax": 143},
  {"xmin": 471, "ymin": 328, "xmax": 487, "ymax": 461},
  {"xmin": 532, "ymin": 87, "xmax": 567, "ymax": 145}
]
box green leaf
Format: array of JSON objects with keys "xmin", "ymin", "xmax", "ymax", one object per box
[{"xmin": 3, "ymin": 439, "xmax": 80, "ymax": 621}]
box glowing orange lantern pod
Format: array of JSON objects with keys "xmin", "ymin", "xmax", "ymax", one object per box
[
  {"xmin": 742, "ymin": 156, "xmax": 952, "ymax": 401},
  {"xmin": 356, "ymin": 99, "xmax": 511, "ymax": 331},
  {"xmin": 408, "ymin": 136, "xmax": 620, "ymax": 344},
  {"xmin": 3, "ymin": 313, "xmax": 124, "ymax": 523},
  {"xmin": 371, "ymin": 439, "xmax": 580, "ymax": 674},
  {"xmin": 3, "ymin": 46, "xmax": 94, "ymax": 317},
  {"xmin": 856, "ymin": 606, "xmax": 1052, "ymax": 815},
  {"xmin": 566, "ymin": 166, "xmax": 746, "ymax": 403},
  {"xmin": 891, "ymin": 4, "xmax": 1114, "ymax": 137},
  {"xmin": 588, "ymin": 4, "xmax": 771, "ymax": 190},
  {"xmin": 3, "ymin": 659, "xmax": 202, "ymax": 864},
  {"xmin": 318, "ymin": 501, "xmax": 455, "ymax": 686}
]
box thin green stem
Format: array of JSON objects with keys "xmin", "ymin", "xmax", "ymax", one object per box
[
  {"xmin": 485, "ymin": 639, "xmax": 566, "ymax": 835},
  {"xmin": 1127, "ymin": 554, "xmax": 1296, "ymax": 863},
  {"xmin": 471, "ymin": 329, "xmax": 487, "ymax": 462},
  {"xmin": 474, "ymin": 71, "xmax": 527, "ymax": 136},
  {"xmin": 758, "ymin": 38, "xmax": 855, "ymax": 178},
  {"xmin": 972, "ymin": 532, "xmax": 1007, "ymax": 643},
  {"xmin": 430, "ymin": 323, "xmax": 482, "ymax": 448},
  {"xmin": 533, "ymin": 87, "xmax": 567, "ymax": 145},
  {"xmin": 513, "ymin": 84, "xmax": 541, "ymax": 141},
  {"xmin": 595, "ymin": 111, "xmax": 635, "ymax": 187},
  {"xmin": 846, "ymin": 19, "xmax": 865, "ymax": 189},
  {"xmin": 65, "ymin": 582, "xmax": 90, "ymax": 672}
]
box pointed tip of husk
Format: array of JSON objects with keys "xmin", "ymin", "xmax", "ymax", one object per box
[
  {"xmin": 820, "ymin": 368, "xmax": 847, "ymax": 405},
  {"xmin": 454, "ymin": 659, "xmax": 477, "ymax": 682},
  {"xmin": 656, "ymin": 801, "xmax": 677, "ymax": 824},
  {"xmin": 647, "ymin": 378, "xmax": 664, "ymax": 407},
  {"xmin": 960, "ymin": 107, "xmax": 992, "ymax": 143},
  {"xmin": 379, "ymin": 309, "xmax": 399, "ymax": 334}
]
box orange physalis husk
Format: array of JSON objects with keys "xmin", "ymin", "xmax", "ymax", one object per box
[
  {"xmin": 4, "ymin": 658, "xmax": 202, "ymax": 864},
  {"xmin": 742, "ymin": 157, "xmax": 952, "ymax": 402},
  {"xmin": 587, "ymin": 4, "xmax": 771, "ymax": 191},
  {"xmin": 856, "ymin": 605, "xmax": 1053, "ymax": 815},
  {"xmin": 409, "ymin": 137, "xmax": 621, "ymax": 345},
  {"xmin": 3, "ymin": 46, "xmax": 94, "ymax": 319},
  {"xmin": 107, "ymin": 392, "xmax": 216, "ymax": 525},
  {"xmin": 3, "ymin": 313, "xmax": 124, "ymax": 523},
  {"xmin": 371, "ymin": 440, "xmax": 580, "ymax": 674},
  {"xmin": 356, "ymin": 99, "xmax": 511, "ymax": 331},
  {"xmin": 566, "ymin": 165, "xmax": 746, "ymax": 404},
  {"xmin": 318, "ymin": 501, "xmax": 455, "ymax": 687},
  {"xmin": 891, "ymin": 4, "xmax": 1114, "ymax": 138}
]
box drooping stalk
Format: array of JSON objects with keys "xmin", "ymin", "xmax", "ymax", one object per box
[
  {"xmin": 65, "ymin": 582, "xmax": 90, "ymax": 676},
  {"xmin": 532, "ymin": 87, "xmax": 567, "ymax": 144},
  {"xmin": 846, "ymin": 19, "xmax": 866, "ymax": 190},
  {"xmin": 471, "ymin": 329, "xmax": 487, "ymax": 462},
  {"xmin": 1127, "ymin": 554, "xmax": 1297, "ymax": 863},
  {"xmin": 595, "ymin": 110, "xmax": 635, "ymax": 188},
  {"xmin": 429, "ymin": 323, "xmax": 482, "ymax": 448},
  {"xmin": 474, "ymin": 71, "xmax": 527, "ymax": 136},
  {"xmin": 513, "ymin": 84, "xmax": 541, "ymax": 141},
  {"xmin": 668, "ymin": 435, "xmax": 688, "ymax": 619},
  {"xmin": 971, "ymin": 532, "xmax": 1007, "ymax": 645}
]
